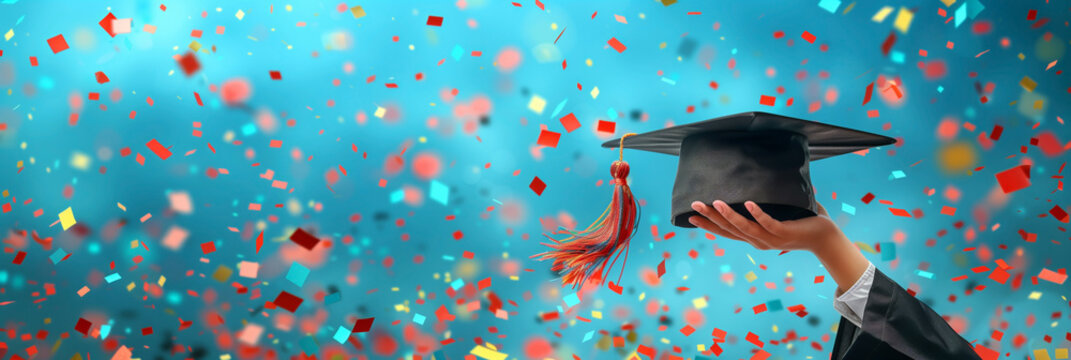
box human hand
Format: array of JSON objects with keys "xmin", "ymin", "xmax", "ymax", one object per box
[
  {"xmin": 688, "ymin": 200, "xmax": 869, "ymax": 294},
  {"xmin": 688, "ymin": 200, "xmax": 845, "ymax": 253}
]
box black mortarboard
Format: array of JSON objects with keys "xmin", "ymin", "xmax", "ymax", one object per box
[{"xmin": 603, "ymin": 112, "xmax": 895, "ymax": 228}]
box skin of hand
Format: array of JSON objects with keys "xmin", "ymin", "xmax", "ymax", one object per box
[{"xmin": 688, "ymin": 200, "xmax": 870, "ymax": 295}]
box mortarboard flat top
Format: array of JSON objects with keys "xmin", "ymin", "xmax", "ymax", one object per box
[{"xmin": 602, "ymin": 112, "xmax": 896, "ymax": 160}]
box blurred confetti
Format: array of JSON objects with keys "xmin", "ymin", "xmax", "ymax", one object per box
[{"xmin": 0, "ymin": 0, "xmax": 1069, "ymax": 359}]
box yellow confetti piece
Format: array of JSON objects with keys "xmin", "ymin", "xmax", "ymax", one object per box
[
  {"xmin": 1029, "ymin": 291, "xmax": 1042, "ymax": 300},
  {"xmin": 70, "ymin": 152, "xmax": 91, "ymax": 170},
  {"xmin": 3, "ymin": 29, "xmax": 12, "ymax": 41},
  {"xmin": 590, "ymin": 86, "xmax": 600, "ymax": 99},
  {"xmin": 939, "ymin": 0, "xmax": 956, "ymax": 6},
  {"xmin": 893, "ymin": 7, "xmax": 914, "ymax": 34},
  {"xmin": 470, "ymin": 344, "xmax": 507, "ymax": 360},
  {"xmin": 374, "ymin": 106, "xmax": 386, "ymax": 118},
  {"xmin": 871, "ymin": 6, "xmax": 894, "ymax": 22},
  {"xmin": 745, "ymin": 271, "xmax": 757, "ymax": 282},
  {"xmin": 235, "ymin": 9, "xmax": 246, "ymax": 20},
  {"xmin": 527, "ymin": 95, "xmax": 546, "ymax": 114},
  {"xmin": 692, "ymin": 297, "xmax": 708, "ymax": 309},
  {"xmin": 1020, "ymin": 76, "xmax": 1037, "ymax": 92},
  {"xmin": 1056, "ymin": 348, "xmax": 1068, "ymax": 359},
  {"xmin": 1036, "ymin": 349, "xmax": 1053, "ymax": 360},
  {"xmin": 350, "ymin": 6, "xmax": 366, "ymax": 18},
  {"xmin": 189, "ymin": 41, "xmax": 202, "ymax": 51},
  {"xmin": 117, "ymin": 202, "xmax": 126, "ymax": 211},
  {"xmin": 59, "ymin": 207, "xmax": 76, "ymax": 230}
]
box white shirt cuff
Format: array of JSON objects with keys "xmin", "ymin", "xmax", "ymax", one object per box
[{"xmin": 832, "ymin": 262, "xmax": 875, "ymax": 328}]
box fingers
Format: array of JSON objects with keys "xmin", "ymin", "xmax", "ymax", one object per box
[
  {"xmin": 687, "ymin": 215, "xmax": 735, "ymax": 240},
  {"xmin": 713, "ymin": 200, "xmax": 777, "ymax": 248},
  {"xmin": 815, "ymin": 200, "xmax": 829, "ymax": 217},
  {"xmin": 691, "ymin": 201, "xmax": 748, "ymax": 240},
  {"xmin": 744, "ymin": 201, "xmax": 785, "ymax": 236}
]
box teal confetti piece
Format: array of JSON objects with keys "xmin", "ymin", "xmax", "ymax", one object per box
[
  {"xmin": 241, "ymin": 123, "xmax": 257, "ymax": 136},
  {"xmin": 286, "ymin": 262, "xmax": 310, "ymax": 287},
  {"xmin": 324, "ymin": 292, "xmax": 341, "ymax": 305},
  {"xmin": 49, "ymin": 248, "xmax": 68, "ymax": 264},
  {"xmin": 430, "ymin": 180, "xmax": 449, "ymax": 205},
  {"xmin": 450, "ymin": 278, "xmax": 464, "ymax": 290},
  {"xmin": 966, "ymin": 0, "xmax": 985, "ymax": 19},
  {"xmin": 451, "ymin": 45, "xmax": 464, "ymax": 61},
  {"xmin": 889, "ymin": 170, "xmax": 906, "ymax": 179},
  {"xmin": 841, "ymin": 203, "xmax": 856, "ymax": 215},
  {"xmin": 915, "ymin": 270, "xmax": 934, "ymax": 279},
  {"xmin": 563, "ymin": 292, "xmax": 580, "ymax": 307},
  {"xmin": 606, "ymin": 107, "xmax": 618, "ymax": 120},
  {"xmin": 937, "ymin": 85, "xmax": 944, "ymax": 93},
  {"xmin": 954, "ymin": 3, "xmax": 967, "ymax": 27},
  {"xmin": 442, "ymin": 255, "xmax": 456, "ymax": 261},
  {"xmin": 333, "ymin": 326, "xmax": 351, "ymax": 343},
  {"xmin": 100, "ymin": 324, "xmax": 111, "ymax": 339},
  {"xmin": 660, "ymin": 73, "xmax": 679, "ymax": 85},
  {"xmin": 766, "ymin": 299, "xmax": 783, "ymax": 312},
  {"xmin": 880, "ymin": 242, "xmax": 897, "ymax": 261},
  {"xmin": 299, "ymin": 336, "xmax": 319, "ymax": 354},
  {"xmin": 413, "ymin": 313, "xmax": 426, "ymax": 325},
  {"xmin": 582, "ymin": 330, "xmax": 595, "ymax": 342},
  {"xmin": 550, "ymin": 99, "xmax": 568, "ymax": 117},
  {"xmin": 817, "ymin": 0, "xmax": 841, "ymax": 13},
  {"xmin": 890, "ymin": 50, "xmax": 905, "ymax": 64},
  {"xmin": 105, "ymin": 273, "xmax": 122, "ymax": 283},
  {"xmin": 389, "ymin": 189, "xmax": 405, "ymax": 203}
]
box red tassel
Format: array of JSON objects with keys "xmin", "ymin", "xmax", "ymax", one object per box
[{"xmin": 533, "ymin": 134, "xmax": 640, "ymax": 290}]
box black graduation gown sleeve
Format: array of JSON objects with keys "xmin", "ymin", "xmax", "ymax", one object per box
[{"xmin": 829, "ymin": 268, "xmax": 982, "ymax": 359}]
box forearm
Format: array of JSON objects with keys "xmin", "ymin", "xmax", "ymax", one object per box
[{"xmin": 811, "ymin": 231, "xmax": 870, "ymax": 295}]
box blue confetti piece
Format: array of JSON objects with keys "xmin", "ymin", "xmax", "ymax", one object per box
[
  {"xmin": 450, "ymin": 278, "xmax": 464, "ymax": 290},
  {"xmin": 324, "ymin": 292, "xmax": 341, "ymax": 305},
  {"xmin": 817, "ymin": 0, "xmax": 841, "ymax": 13},
  {"xmin": 333, "ymin": 325, "xmax": 351, "ymax": 343},
  {"xmin": 890, "ymin": 50, "xmax": 905, "ymax": 64},
  {"xmin": 104, "ymin": 273, "xmax": 122, "ymax": 283},
  {"xmin": 841, "ymin": 203, "xmax": 856, "ymax": 215},
  {"xmin": 766, "ymin": 299, "xmax": 783, "ymax": 312},
  {"xmin": 299, "ymin": 336, "xmax": 319, "ymax": 354},
  {"xmin": 413, "ymin": 313, "xmax": 426, "ymax": 325},
  {"xmin": 389, "ymin": 189, "xmax": 405, "ymax": 203},
  {"xmin": 954, "ymin": 3, "xmax": 968, "ymax": 27},
  {"xmin": 606, "ymin": 107, "xmax": 618, "ymax": 120},
  {"xmin": 451, "ymin": 45, "xmax": 464, "ymax": 61},
  {"xmin": 966, "ymin": 0, "xmax": 985, "ymax": 19},
  {"xmin": 430, "ymin": 180, "xmax": 449, "ymax": 205},
  {"xmin": 881, "ymin": 242, "xmax": 897, "ymax": 261},
  {"xmin": 582, "ymin": 330, "xmax": 595, "ymax": 342},
  {"xmin": 563, "ymin": 292, "xmax": 580, "ymax": 307},
  {"xmin": 49, "ymin": 248, "xmax": 68, "ymax": 264},
  {"xmin": 286, "ymin": 262, "xmax": 311, "ymax": 287},
  {"xmin": 550, "ymin": 98, "xmax": 568, "ymax": 117},
  {"xmin": 915, "ymin": 270, "xmax": 934, "ymax": 279}
]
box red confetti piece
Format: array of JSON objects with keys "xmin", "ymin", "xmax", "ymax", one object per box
[
  {"xmin": 994, "ymin": 165, "xmax": 1031, "ymax": 194},
  {"xmin": 607, "ymin": 37, "xmax": 627, "ymax": 53},
  {"xmin": 426, "ymin": 16, "xmax": 443, "ymax": 27},
  {"xmin": 99, "ymin": 13, "xmax": 118, "ymax": 37},
  {"xmin": 529, "ymin": 177, "xmax": 546, "ymax": 196},
  {"xmin": 656, "ymin": 259, "xmax": 666, "ymax": 278},
  {"xmin": 269, "ymin": 70, "xmax": 282, "ymax": 80},
  {"xmin": 193, "ymin": 92, "xmax": 204, "ymax": 106},
  {"xmin": 200, "ymin": 241, "xmax": 216, "ymax": 254},
  {"xmin": 47, "ymin": 35, "xmax": 69, "ymax": 54},
  {"xmin": 146, "ymin": 139, "xmax": 172, "ymax": 160},
  {"xmin": 272, "ymin": 291, "xmax": 304, "ymax": 312},
  {"xmin": 989, "ymin": 125, "xmax": 1003, "ymax": 140},
  {"xmin": 862, "ymin": 82, "xmax": 874, "ymax": 105},
  {"xmin": 861, "ymin": 192, "xmax": 875, "ymax": 204},
  {"xmin": 800, "ymin": 31, "xmax": 816, "ymax": 44},
  {"xmin": 1048, "ymin": 205, "xmax": 1068, "ymax": 223},
  {"xmin": 759, "ymin": 95, "xmax": 776, "ymax": 106},
  {"xmin": 597, "ymin": 120, "xmax": 616, "ymax": 134},
  {"xmin": 536, "ymin": 129, "xmax": 561, "ymax": 148},
  {"xmin": 1037, "ymin": 268, "xmax": 1067, "ymax": 284},
  {"xmin": 888, "ymin": 208, "xmax": 912, "ymax": 217},
  {"xmin": 74, "ymin": 318, "xmax": 91, "ymax": 336},
  {"xmin": 255, "ymin": 230, "xmax": 264, "ymax": 254},
  {"xmin": 881, "ymin": 32, "xmax": 896, "ymax": 55},
  {"xmin": 352, "ymin": 317, "xmax": 375, "ymax": 332},
  {"xmin": 559, "ymin": 113, "xmax": 580, "ymax": 133},
  {"xmin": 95, "ymin": 71, "xmax": 110, "ymax": 84},
  {"xmin": 289, "ymin": 228, "xmax": 320, "ymax": 250}
]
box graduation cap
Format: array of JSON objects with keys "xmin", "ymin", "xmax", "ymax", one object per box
[
  {"xmin": 603, "ymin": 111, "xmax": 896, "ymax": 227},
  {"xmin": 534, "ymin": 111, "xmax": 893, "ymax": 290}
]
